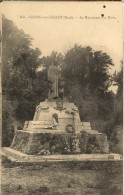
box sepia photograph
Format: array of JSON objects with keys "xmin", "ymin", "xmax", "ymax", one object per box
[{"xmin": 1, "ymin": 1, "xmax": 123, "ymax": 195}]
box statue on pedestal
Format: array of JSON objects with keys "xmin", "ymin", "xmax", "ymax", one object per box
[{"xmin": 48, "ymin": 61, "xmax": 64, "ymax": 99}]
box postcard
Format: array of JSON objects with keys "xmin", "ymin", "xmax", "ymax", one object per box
[{"xmin": 1, "ymin": 1, "xmax": 123, "ymax": 195}]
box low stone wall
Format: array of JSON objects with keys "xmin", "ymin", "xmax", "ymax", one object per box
[{"xmin": 11, "ymin": 130, "xmax": 109, "ymax": 155}]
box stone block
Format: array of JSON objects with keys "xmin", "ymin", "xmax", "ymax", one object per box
[
  {"xmin": 23, "ymin": 121, "xmax": 29, "ymax": 130},
  {"xmin": 82, "ymin": 122, "xmax": 91, "ymax": 127},
  {"xmin": 2, "ymin": 148, "xmax": 122, "ymax": 162},
  {"xmin": 80, "ymin": 131, "xmax": 109, "ymax": 154},
  {"xmin": 82, "ymin": 126, "xmax": 92, "ymax": 131},
  {"xmin": 25, "ymin": 100, "xmax": 83, "ymax": 133},
  {"xmin": 10, "ymin": 129, "xmax": 109, "ymax": 155},
  {"xmin": 82, "ymin": 122, "xmax": 91, "ymax": 130},
  {"xmin": 81, "ymin": 129, "xmax": 98, "ymax": 134}
]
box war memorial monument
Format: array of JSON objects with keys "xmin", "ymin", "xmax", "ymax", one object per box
[{"xmin": 3, "ymin": 63, "xmax": 121, "ymax": 162}]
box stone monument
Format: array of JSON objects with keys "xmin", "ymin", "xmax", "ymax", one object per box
[
  {"xmin": 3, "ymin": 63, "xmax": 121, "ymax": 162},
  {"xmin": 48, "ymin": 61, "xmax": 65, "ymax": 99},
  {"xmin": 8, "ymin": 63, "xmax": 109, "ymax": 156}
]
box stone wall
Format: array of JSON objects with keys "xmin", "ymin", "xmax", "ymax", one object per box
[{"xmin": 11, "ymin": 130, "xmax": 109, "ymax": 155}]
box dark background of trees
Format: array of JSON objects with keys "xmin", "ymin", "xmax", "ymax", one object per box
[{"xmin": 2, "ymin": 16, "xmax": 123, "ymax": 153}]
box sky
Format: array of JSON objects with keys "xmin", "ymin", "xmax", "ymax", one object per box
[{"xmin": 2, "ymin": 2, "xmax": 123, "ymax": 92}]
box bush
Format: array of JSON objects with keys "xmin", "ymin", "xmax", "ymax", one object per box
[{"xmin": 110, "ymin": 125, "xmax": 123, "ymax": 154}]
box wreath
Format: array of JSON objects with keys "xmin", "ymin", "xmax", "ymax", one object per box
[{"xmin": 65, "ymin": 124, "xmax": 75, "ymax": 133}]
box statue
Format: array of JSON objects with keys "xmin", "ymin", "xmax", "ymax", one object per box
[
  {"xmin": 48, "ymin": 61, "xmax": 60, "ymax": 99},
  {"xmin": 48, "ymin": 61, "xmax": 64, "ymax": 99},
  {"xmin": 58, "ymin": 77, "xmax": 65, "ymax": 99}
]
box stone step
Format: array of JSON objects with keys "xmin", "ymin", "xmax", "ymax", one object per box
[
  {"xmin": 27, "ymin": 125, "xmax": 82, "ymax": 130},
  {"xmin": 81, "ymin": 129, "xmax": 99, "ymax": 134},
  {"xmin": 2, "ymin": 147, "xmax": 122, "ymax": 162},
  {"xmin": 17, "ymin": 129, "xmax": 65, "ymax": 133},
  {"xmin": 2, "ymin": 147, "xmax": 26, "ymax": 160},
  {"xmin": 29, "ymin": 121, "xmax": 53, "ymax": 125},
  {"xmin": 27, "ymin": 121, "xmax": 82, "ymax": 130},
  {"xmin": 25, "ymin": 128, "xmax": 82, "ymax": 133},
  {"xmin": 27, "ymin": 125, "xmax": 53, "ymax": 129}
]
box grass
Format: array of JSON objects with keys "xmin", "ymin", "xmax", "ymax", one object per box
[{"xmin": 1, "ymin": 155, "xmax": 123, "ymax": 195}]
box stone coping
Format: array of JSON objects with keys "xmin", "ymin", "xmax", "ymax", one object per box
[
  {"xmin": 15, "ymin": 129, "xmax": 102, "ymax": 135},
  {"xmin": 2, "ymin": 147, "xmax": 122, "ymax": 163},
  {"xmin": 15, "ymin": 129, "xmax": 81, "ymax": 134}
]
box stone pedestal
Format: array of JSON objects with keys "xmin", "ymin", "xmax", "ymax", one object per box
[
  {"xmin": 24, "ymin": 99, "xmax": 82, "ymax": 133},
  {"xmin": 10, "ymin": 99, "xmax": 109, "ymax": 155},
  {"xmin": 10, "ymin": 130, "xmax": 109, "ymax": 155}
]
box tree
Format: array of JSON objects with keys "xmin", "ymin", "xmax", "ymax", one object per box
[
  {"xmin": 2, "ymin": 16, "xmax": 32, "ymax": 87},
  {"xmin": 62, "ymin": 44, "xmax": 113, "ymax": 97},
  {"xmin": 2, "ymin": 16, "xmax": 42, "ymax": 97},
  {"xmin": 61, "ymin": 44, "xmax": 114, "ymax": 122},
  {"xmin": 41, "ymin": 51, "xmax": 64, "ymax": 71},
  {"xmin": 113, "ymin": 64, "xmax": 123, "ymax": 125},
  {"xmin": 109, "ymin": 64, "xmax": 123, "ymax": 153},
  {"xmin": 2, "ymin": 16, "xmax": 44, "ymax": 145},
  {"xmin": 114, "ymin": 64, "xmax": 123, "ymax": 98}
]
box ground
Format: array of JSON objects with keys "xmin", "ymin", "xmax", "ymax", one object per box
[{"xmin": 1, "ymin": 156, "xmax": 123, "ymax": 195}]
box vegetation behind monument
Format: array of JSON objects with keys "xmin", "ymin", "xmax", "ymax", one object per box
[{"xmin": 2, "ymin": 16, "xmax": 122, "ymax": 153}]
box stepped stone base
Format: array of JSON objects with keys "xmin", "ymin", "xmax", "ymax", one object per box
[
  {"xmin": 6, "ymin": 99, "xmax": 112, "ymax": 160},
  {"xmin": 24, "ymin": 99, "xmax": 83, "ymax": 133},
  {"xmin": 10, "ymin": 130, "xmax": 109, "ymax": 155},
  {"xmin": 2, "ymin": 147, "xmax": 122, "ymax": 162}
]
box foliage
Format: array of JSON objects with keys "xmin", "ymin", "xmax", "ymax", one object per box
[
  {"xmin": 2, "ymin": 16, "xmax": 45, "ymax": 121},
  {"xmin": 109, "ymin": 66, "xmax": 123, "ymax": 153},
  {"xmin": 2, "ymin": 97, "xmax": 15, "ymax": 146},
  {"xmin": 113, "ymin": 66, "xmax": 123, "ymax": 125},
  {"xmin": 2, "ymin": 16, "xmax": 47, "ymax": 145},
  {"xmin": 41, "ymin": 51, "xmax": 64, "ymax": 70},
  {"xmin": 61, "ymin": 44, "xmax": 114, "ymax": 122},
  {"xmin": 110, "ymin": 125, "xmax": 123, "ymax": 154},
  {"xmin": 62, "ymin": 44, "xmax": 113, "ymax": 96},
  {"xmin": 113, "ymin": 64, "xmax": 123, "ymax": 98}
]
